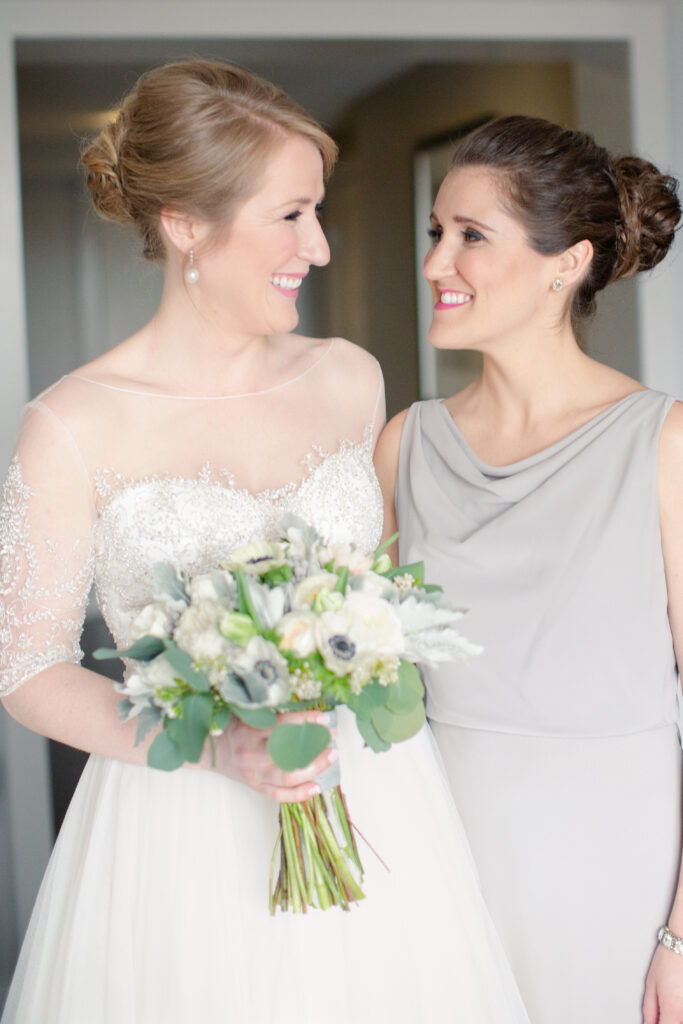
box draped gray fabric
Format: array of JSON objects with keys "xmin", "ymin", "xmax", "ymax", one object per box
[{"xmin": 396, "ymin": 391, "xmax": 682, "ymax": 1024}]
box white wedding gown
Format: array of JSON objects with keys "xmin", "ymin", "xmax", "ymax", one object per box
[{"xmin": 0, "ymin": 339, "xmax": 529, "ymax": 1024}]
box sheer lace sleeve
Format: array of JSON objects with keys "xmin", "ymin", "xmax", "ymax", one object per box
[{"xmin": 0, "ymin": 401, "xmax": 95, "ymax": 696}]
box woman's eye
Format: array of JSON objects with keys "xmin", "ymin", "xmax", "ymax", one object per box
[
  {"xmin": 463, "ymin": 227, "xmax": 484, "ymax": 243},
  {"xmin": 284, "ymin": 210, "xmax": 302, "ymax": 222},
  {"xmin": 315, "ymin": 202, "xmax": 324, "ymax": 217},
  {"xmin": 427, "ymin": 227, "xmax": 442, "ymax": 244}
]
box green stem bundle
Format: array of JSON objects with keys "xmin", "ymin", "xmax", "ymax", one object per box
[{"xmin": 269, "ymin": 785, "xmax": 365, "ymax": 914}]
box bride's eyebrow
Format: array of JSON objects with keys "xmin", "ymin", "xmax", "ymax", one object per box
[{"xmin": 275, "ymin": 194, "xmax": 325, "ymax": 210}]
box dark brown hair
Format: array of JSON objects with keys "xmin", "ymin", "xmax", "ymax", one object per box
[
  {"xmin": 451, "ymin": 115, "xmax": 680, "ymax": 321},
  {"xmin": 82, "ymin": 59, "xmax": 338, "ymax": 261}
]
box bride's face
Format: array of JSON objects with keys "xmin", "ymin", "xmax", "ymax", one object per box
[{"xmin": 192, "ymin": 135, "xmax": 330, "ymax": 338}]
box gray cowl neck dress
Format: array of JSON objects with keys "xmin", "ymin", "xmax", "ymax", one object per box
[{"xmin": 396, "ymin": 390, "xmax": 681, "ymax": 1024}]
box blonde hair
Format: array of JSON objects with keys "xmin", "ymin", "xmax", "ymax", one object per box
[{"xmin": 81, "ymin": 58, "xmax": 338, "ymax": 260}]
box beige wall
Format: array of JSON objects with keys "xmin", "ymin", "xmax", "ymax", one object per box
[{"xmin": 322, "ymin": 62, "xmax": 577, "ymax": 416}]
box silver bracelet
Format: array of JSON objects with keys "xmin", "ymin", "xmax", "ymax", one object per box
[{"xmin": 658, "ymin": 926, "xmax": 683, "ymax": 955}]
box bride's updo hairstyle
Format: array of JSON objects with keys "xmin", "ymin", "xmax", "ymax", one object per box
[
  {"xmin": 81, "ymin": 58, "xmax": 338, "ymax": 261},
  {"xmin": 451, "ymin": 115, "xmax": 680, "ymax": 322}
]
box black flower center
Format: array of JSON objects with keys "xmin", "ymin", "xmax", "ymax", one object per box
[
  {"xmin": 255, "ymin": 660, "xmax": 278, "ymax": 683},
  {"xmin": 329, "ymin": 634, "xmax": 356, "ymax": 661}
]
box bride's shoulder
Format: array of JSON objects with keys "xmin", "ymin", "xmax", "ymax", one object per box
[{"xmin": 289, "ymin": 334, "xmax": 381, "ymax": 379}]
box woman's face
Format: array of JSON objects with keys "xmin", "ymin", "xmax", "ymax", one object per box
[
  {"xmin": 192, "ymin": 134, "xmax": 330, "ymax": 338},
  {"xmin": 424, "ymin": 166, "xmax": 560, "ymax": 352}
]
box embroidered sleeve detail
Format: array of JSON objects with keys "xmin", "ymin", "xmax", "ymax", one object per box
[{"xmin": 0, "ymin": 457, "xmax": 94, "ymax": 696}]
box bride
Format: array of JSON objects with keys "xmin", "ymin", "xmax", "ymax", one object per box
[{"xmin": 0, "ymin": 59, "xmax": 528, "ymax": 1023}]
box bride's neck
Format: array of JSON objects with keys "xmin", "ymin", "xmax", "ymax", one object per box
[{"xmin": 138, "ymin": 284, "xmax": 272, "ymax": 395}]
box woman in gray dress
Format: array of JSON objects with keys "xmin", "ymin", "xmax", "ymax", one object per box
[{"xmin": 375, "ymin": 116, "xmax": 683, "ymax": 1024}]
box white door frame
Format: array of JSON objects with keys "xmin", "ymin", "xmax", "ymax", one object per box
[{"xmin": 0, "ymin": 0, "xmax": 675, "ymax": 948}]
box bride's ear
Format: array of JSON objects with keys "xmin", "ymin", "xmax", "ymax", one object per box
[{"xmin": 158, "ymin": 209, "xmax": 206, "ymax": 257}]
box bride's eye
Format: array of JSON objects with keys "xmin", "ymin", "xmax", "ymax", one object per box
[
  {"xmin": 463, "ymin": 227, "xmax": 485, "ymax": 243},
  {"xmin": 427, "ymin": 226, "xmax": 442, "ymax": 245},
  {"xmin": 284, "ymin": 210, "xmax": 302, "ymax": 222},
  {"xmin": 315, "ymin": 202, "xmax": 324, "ymax": 217}
]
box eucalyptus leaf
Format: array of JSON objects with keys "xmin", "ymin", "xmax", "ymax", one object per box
[
  {"xmin": 371, "ymin": 701, "xmax": 426, "ymax": 744},
  {"xmin": 148, "ymin": 729, "xmax": 184, "ymax": 771},
  {"xmin": 134, "ymin": 705, "xmax": 163, "ymax": 746},
  {"xmin": 232, "ymin": 706, "xmax": 277, "ymax": 729},
  {"xmin": 167, "ymin": 693, "xmax": 213, "ymax": 762},
  {"xmin": 385, "ymin": 661, "xmax": 424, "ymax": 713},
  {"xmin": 356, "ymin": 716, "xmax": 391, "ymax": 753},
  {"xmin": 153, "ymin": 562, "xmax": 189, "ymax": 604},
  {"xmin": 267, "ymin": 723, "xmax": 330, "ymax": 771},
  {"xmin": 212, "ymin": 705, "xmax": 232, "ymax": 731},
  {"xmin": 346, "ymin": 681, "xmax": 389, "ymax": 721},
  {"xmin": 94, "ymin": 636, "xmax": 166, "ymax": 662},
  {"xmin": 162, "ymin": 644, "xmax": 210, "ymax": 692}
]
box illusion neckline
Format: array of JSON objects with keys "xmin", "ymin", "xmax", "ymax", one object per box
[
  {"xmin": 436, "ymin": 389, "xmax": 649, "ymax": 473},
  {"xmin": 66, "ymin": 338, "xmax": 335, "ymax": 401}
]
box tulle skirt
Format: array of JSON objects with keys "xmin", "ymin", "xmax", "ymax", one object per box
[{"xmin": 3, "ymin": 712, "xmax": 529, "ymax": 1023}]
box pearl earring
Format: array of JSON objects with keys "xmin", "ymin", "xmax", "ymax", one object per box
[
  {"xmin": 184, "ymin": 250, "xmax": 199, "ymax": 284},
  {"xmin": 552, "ymin": 277, "xmax": 563, "ymax": 292}
]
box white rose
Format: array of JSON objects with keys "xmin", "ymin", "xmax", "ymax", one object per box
[
  {"xmin": 130, "ymin": 602, "xmax": 174, "ymax": 641},
  {"xmin": 277, "ymin": 610, "xmax": 317, "ymax": 657},
  {"xmin": 294, "ymin": 572, "xmax": 339, "ymax": 609},
  {"xmin": 319, "ymin": 544, "xmax": 374, "ymax": 575},
  {"xmin": 174, "ymin": 601, "xmax": 234, "ymax": 663}
]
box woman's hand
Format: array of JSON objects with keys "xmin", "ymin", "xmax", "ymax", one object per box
[
  {"xmin": 644, "ymin": 944, "xmax": 683, "ymax": 1023},
  {"xmin": 210, "ymin": 710, "xmax": 337, "ymax": 803}
]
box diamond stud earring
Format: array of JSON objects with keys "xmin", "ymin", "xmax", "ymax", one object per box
[
  {"xmin": 551, "ymin": 277, "xmax": 563, "ymax": 292},
  {"xmin": 184, "ymin": 250, "xmax": 199, "ymax": 284}
]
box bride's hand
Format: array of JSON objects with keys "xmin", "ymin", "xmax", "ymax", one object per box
[
  {"xmin": 210, "ymin": 710, "xmax": 337, "ymax": 803},
  {"xmin": 644, "ymin": 944, "xmax": 683, "ymax": 1023}
]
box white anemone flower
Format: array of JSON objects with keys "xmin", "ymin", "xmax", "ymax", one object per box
[
  {"xmin": 224, "ymin": 540, "xmax": 287, "ymax": 575},
  {"xmin": 232, "ymin": 636, "xmax": 292, "ymax": 706},
  {"xmin": 314, "ymin": 593, "xmax": 404, "ymax": 679}
]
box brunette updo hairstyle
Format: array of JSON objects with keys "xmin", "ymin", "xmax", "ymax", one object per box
[
  {"xmin": 81, "ymin": 58, "xmax": 338, "ymax": 261},
  {"xmin": 450, "ymin": 115, "xmax": 680, "ymax": 322}
]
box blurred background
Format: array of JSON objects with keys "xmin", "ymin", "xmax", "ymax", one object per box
[{"xmin": 2, "ymin": 0, "xmax": 682, "ymax": 1007}]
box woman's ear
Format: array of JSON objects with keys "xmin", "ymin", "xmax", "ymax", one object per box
[
  {"xmin": 158, "ymin": 209, "xmax": 204, "ymax": 256},
  {"xmin": 556, "ymin": 239, "xmax": 594, "ymax": 288}
]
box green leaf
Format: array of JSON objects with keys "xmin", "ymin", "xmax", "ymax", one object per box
[
  {"xmin": 383, "ymin": 561, "xmax": 425, "ymax": 585},
  {"xmin": 261, "ymin": 565, "xmax": 293, "ymax": 586},
  {"xmin": 267, "ymin": 722, "xmax": 330, "ymax": 771},
  {"xmin": 346, "ymin": 680, "xmax": 390, "ymax": 720},
  {"xmin": 212, "ymin": 705, "xmax": 232, "ymax": 731},
  {"xmin": 162, "ymin": 644, "xmax": 210, "ymax": 692},
  {"xmin": 385, "ymin": 660, "xmax": 425, "ymax": 714},
  {"xmin": 371, "ymin": 701, "xmax": 426, "ymax": 744},
  {"xmin": 93, "ymin": 636, "xmax": 166, "ymax": 662},
  {"xmin": 232, "ymin": 706, "xmax": 277, "ymax": 729},
  {"xmin": 374, "ymin": 532, "xmax": 399, "ymax": 560},
  {"xmin": 233, "ymin": 567, "xmax": 262, "ymax": 628},
  {"xmin": 334, "ymin": 567, "xmax": 349, "ymax": 594},
  {"xmin": 148, "ymin": 729, "xmax": 184, "ymax": 771},
  {"xmin": 356, "ymin": 716, "xmax": 391, "ymax": 752},
  {"xmin": 167, "ymin": 693, "xmax": 213, "ymax": 762}
]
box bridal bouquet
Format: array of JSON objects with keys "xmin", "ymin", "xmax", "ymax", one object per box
[{"xmin": 95, "ymin": 516, "xmax": 480, "ymax": 914}]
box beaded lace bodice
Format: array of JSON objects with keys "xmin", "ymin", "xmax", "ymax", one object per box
[{"xmin": 0, "ymin": 338, "xmax": 384, "ymax": 695}]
